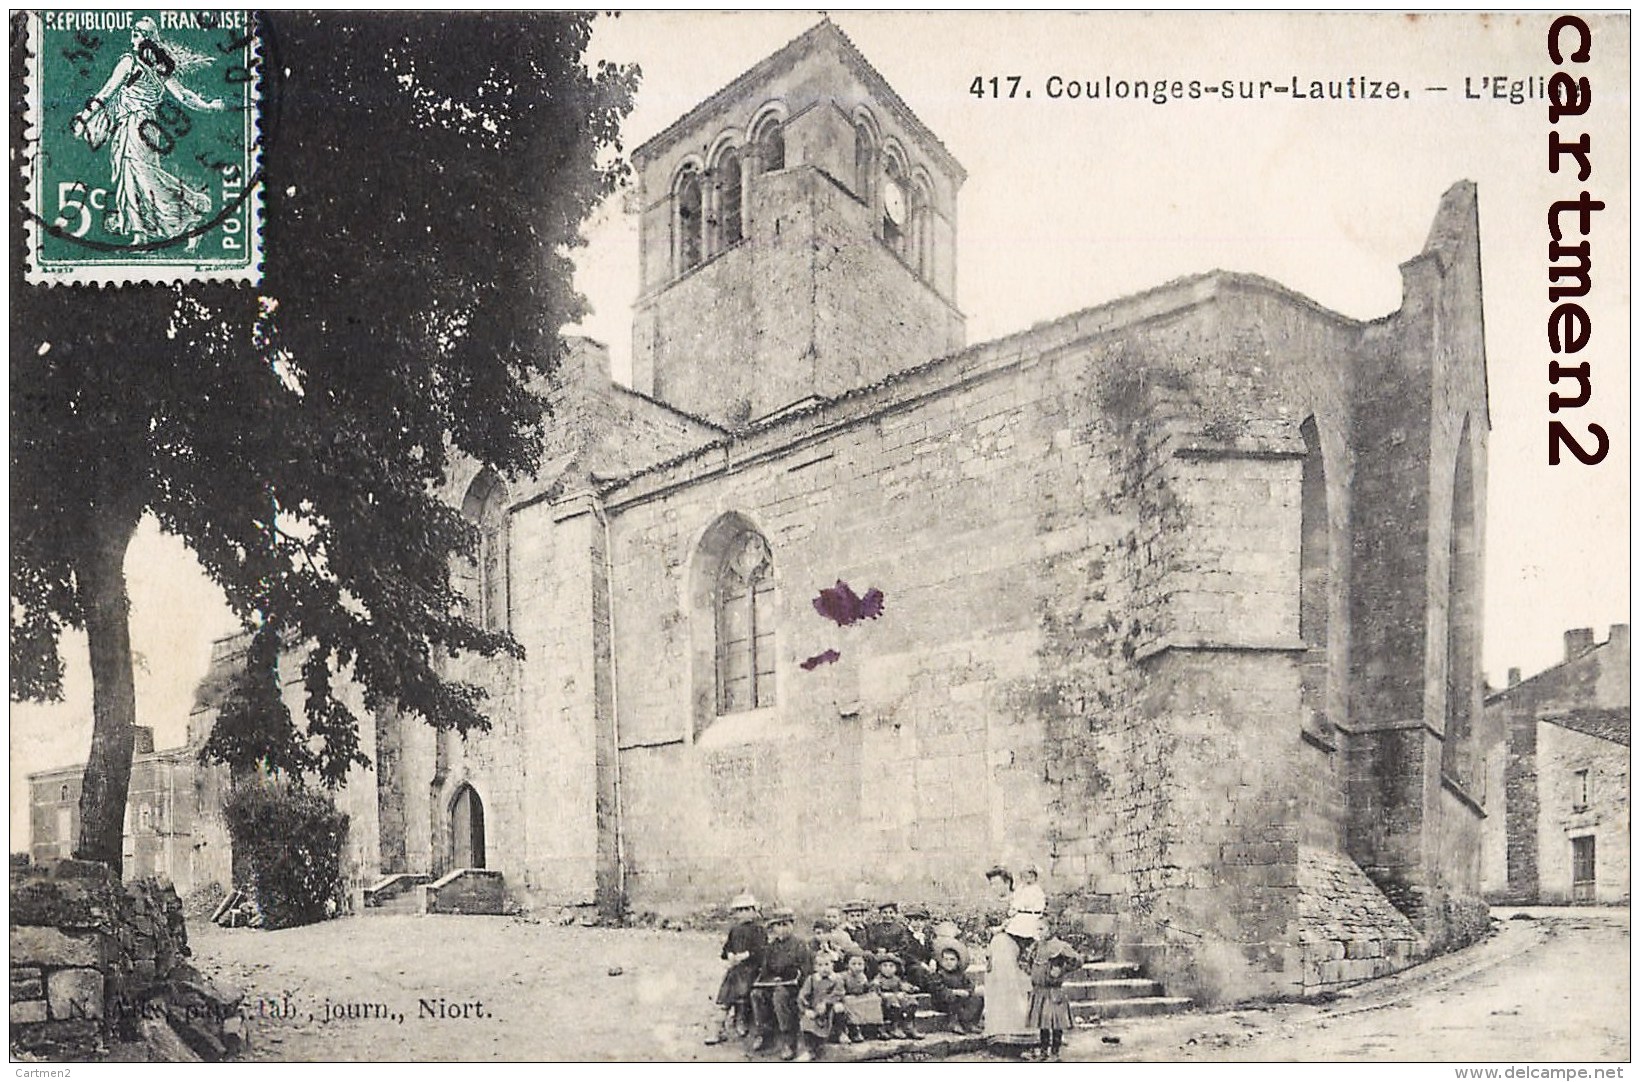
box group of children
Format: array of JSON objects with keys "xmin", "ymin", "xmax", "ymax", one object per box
[
  {"xmin": 709, "ymin": 889, "xmax": 1081, "ymax": 1062},
  {"xmin": 709, "ymin": 894, "xmax": 987, "ymax": 1060}
]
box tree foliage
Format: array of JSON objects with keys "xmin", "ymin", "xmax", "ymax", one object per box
[
  {"xmin": 223, "ymin": 777, "xmax": 349, "ymax": 929},
  {"xmin": 10, "ymin": 12, "xmax": 638, "ymax": 867}
]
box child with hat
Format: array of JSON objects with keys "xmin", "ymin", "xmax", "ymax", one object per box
[
  {"xmin": 707, "ymin": 893, "xmax": 765, "ymax": 1045},
  {"xmin": 871, "ymin": 953, "xmax": 922, "ymax": 1040},
  {"xmin": 927, "ymin": 936, "xmax": 985, "ymax": 1034},
  {"xmin": 840, "ymin": 898, "xmax": 873, "ymax": 943},
  {"xmin": 750, "ymin": 907, "xmax": 812, "ymax": 1060},
  {"xmin": 1024, "ymin": 936, "xmax": 1082, "ymax": 1061}
]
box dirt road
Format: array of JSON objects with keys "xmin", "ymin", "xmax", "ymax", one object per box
[
  {"xmin": 1066, "ymin": 907, "xmax": 1629, "ymax": 1064},
  {"xmin": 187, "ymin": 906, "xmax": 1627, "ymax": 1062},
  {"xmin": 190, "ymin": 914, "xmax": 742, "ymax": 1062}
]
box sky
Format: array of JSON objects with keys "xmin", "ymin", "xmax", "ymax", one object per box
[{"xmin": 10, "ymin": 12, "xmax": 1630, "ymax": 842}]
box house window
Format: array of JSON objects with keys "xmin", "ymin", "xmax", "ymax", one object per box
[
  {"xmin": 714, "ymin": 148, "xmax": 744, "ymax": 249},
  {"xmin": 716, "ymin": 532, "xmax": 775, "ymax": 715},
  {"xmin": 1573, "ymin": 768, "xmax": 1590, "ymax": 811},
  {"xmin": 459, "ymin": 469, "xmax": 510, "ymax": 632},
  {"xmin": 676, "ymin": 167, "xmax": 704, "ymax": 273}
]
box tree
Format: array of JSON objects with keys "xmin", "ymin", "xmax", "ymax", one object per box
[{"xmin": 10, "ymin": 12, "xmax": 638, "ymax": 874}]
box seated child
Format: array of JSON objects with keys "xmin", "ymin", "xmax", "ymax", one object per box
[
  {"xmin": 796, "ymin": 946, "xmax": 847, "ymax": 1061},
  {"xmin": 927, "ymin": 938, "xmax": 985, "ymax": 1035},
  {"xmin": 838, "ymin": 951, "xmax": 883, "ymax": 1042},
  {"xmin": 870, "ymin": 954, "xmax": 922, "ymax": 1040}
]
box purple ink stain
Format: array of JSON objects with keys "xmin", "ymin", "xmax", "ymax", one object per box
[
  {"xmin": 813, "ymin": 581, "xmax": 886, "ymax": 627},
  {"xmin": 800, "ymin": 649, "xmax": 842, "ymax": 671}
]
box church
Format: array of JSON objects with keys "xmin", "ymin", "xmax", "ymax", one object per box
[{"xmin": 348, "ymin": 21, "xmax": 1495, "ymax": 1000}]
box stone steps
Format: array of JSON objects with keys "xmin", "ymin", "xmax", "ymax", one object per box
[
  {"xmin": 1071, "ymin": 996, "xmax": 1195, "ymax": 1023},
  {"xmin": 365, "ymin": 892, "xmax": 424, "ymax": 916},
  {"xmin": 902, "ymin": 958, "xmax": 1190, "ymax": 1034},
  {"xmin": 1062, "ymin": 977, "xmax": 1165, "ymax": 1000}
]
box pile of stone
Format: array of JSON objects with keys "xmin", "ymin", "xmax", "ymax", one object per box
[{"xmin": 10, "ymin": 856, "xmax": 246, "ymax": 1061}]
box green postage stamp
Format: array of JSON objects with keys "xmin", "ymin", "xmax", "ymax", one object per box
[{"xmin": 23, "ymin": 9, "xmax": 262, "ymax": 284}]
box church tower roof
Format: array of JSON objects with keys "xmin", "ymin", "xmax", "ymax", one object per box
[{"xmin": 632, "ymin": 19, "xmax": 964, "ymax": 183}]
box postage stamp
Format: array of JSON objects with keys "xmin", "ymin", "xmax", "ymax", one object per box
[{"xmin": 23, "ymin": 9, "xmax": 262, "ymax": 285}]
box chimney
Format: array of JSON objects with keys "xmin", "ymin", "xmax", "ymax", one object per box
[
  {"xmin": 1608, "ymin": 624, "xmax": 1630, "ymax": 655},
  {"xmin": 132, "ymin": 726, "xmax": 155, "ymax": 756},
  {"xmin": 1565, "ymin": 627, "xmax": 1595, "ymax": 661},
  {"xmin": 1507, "ymin": 667, "xmax": 1521, "ymax": 687}
]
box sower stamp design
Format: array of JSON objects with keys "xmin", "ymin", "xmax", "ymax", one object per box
[{"xmin": 24, "ymin": 10, "xmax": 262, "ymax": 285}]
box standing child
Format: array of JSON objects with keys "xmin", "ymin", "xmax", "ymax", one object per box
[
  {"xmin": 796, "ymin": 946, "xmax": 847, "ymax": 1061},
  {"xmin": 1024, "ymin": 937, "xmax": 1082, "ymax": 1061},
  {"xmin": 870, "ymin": 954, "xmax": 922, "ymax": 1040}
]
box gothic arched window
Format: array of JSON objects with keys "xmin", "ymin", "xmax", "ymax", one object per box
[
  {"xmin": 714, "ymin": 147, "xmax": 744, "ymax": 249},
  {"xmin": 676, "ymin": 167, "xmax": 704, "ymax": 273},
  {"xmin": 716, "ymin": 532, "xmax": 775, "ymax": 715},
  {"xmin": 459, "ymin": 469, "xmax": 510, "ymax": 632}
]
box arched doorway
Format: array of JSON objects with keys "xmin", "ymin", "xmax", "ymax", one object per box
[{"xmin": 450, "ymin": 784, "xmax": 486, "ymax": 870}]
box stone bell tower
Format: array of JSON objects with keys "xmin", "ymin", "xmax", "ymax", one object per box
[{"xmin": 629, "ymin": 21, "xmax": 966, "ymax": 430}]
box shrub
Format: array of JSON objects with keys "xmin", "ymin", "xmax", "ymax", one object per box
[{"xmin": 222, "ymin": 779, "xmax": 349, "ymax": 930}]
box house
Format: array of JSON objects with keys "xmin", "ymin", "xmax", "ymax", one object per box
[{"xmin": 1484, "ymin": 625, "xmax": 1630, "ymax": 904}]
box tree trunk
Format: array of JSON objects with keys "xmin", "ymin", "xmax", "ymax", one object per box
[{"xmin": 73, "ymin": 509, "xmax": 142, "ymax": 876}]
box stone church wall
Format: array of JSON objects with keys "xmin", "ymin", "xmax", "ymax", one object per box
[{"xmin": 608, "ymin": 333, "xmax": 1104, "ymax": 913}]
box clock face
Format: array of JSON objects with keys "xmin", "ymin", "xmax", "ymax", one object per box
[{"xmin": 883, "ymin": 182, "xmax": 906, "ymax": 226}]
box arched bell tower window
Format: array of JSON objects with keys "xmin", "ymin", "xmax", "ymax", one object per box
[
  {"xmin": 675, "ymin": 166, "xmax": 704, "ymax": 273},
  {"xmin": 881, "ymin": 149, "xmax": 910, "ymax": 257},
  {"xmin": 753, "ymin": 116, "xmax": 785, "ymax": 174},
  {"xmin": 854, "ymin": 123, "xmax": 877, "ymax": 203},
  {"xmin": 713, "ymin": 147, "xmax": 744, "ymax": 249},
  {"xmin": 909, "ymin": 174, "xmax": 933, "ymax": 281},
  {"xmin": 459, "ymin": 469, "xmax": 510, "ymax": 632}
]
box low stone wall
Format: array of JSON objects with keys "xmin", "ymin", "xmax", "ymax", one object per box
[{"xmin": 10, "ymin": 857, "xmax": 245, "ymax": 1061}]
